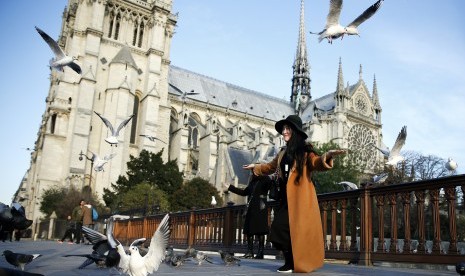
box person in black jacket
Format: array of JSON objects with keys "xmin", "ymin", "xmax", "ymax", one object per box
[
  {"xmin": 224, "ymin": 175, "xmax": 272, "ymax": 259},
  {"xmin": 58, "ymin": 215, "xmax": 76, "ymax": 244}
]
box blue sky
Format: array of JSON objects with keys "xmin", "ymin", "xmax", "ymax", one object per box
[{"xmin": 0, "ymin": 0, "xmax": 464, "ymax": 205}]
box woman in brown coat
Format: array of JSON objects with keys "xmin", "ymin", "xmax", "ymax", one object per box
[{"xmin": 243, "ymin": 115, "xmax": 345, "ymax": 273}]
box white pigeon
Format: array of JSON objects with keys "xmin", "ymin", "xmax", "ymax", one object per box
[
  {"xmin": 117, "ymin": 214, "xmax": 170, "ymax": 276},
  {"xmin": 342, "ymin": 0, "xmax": 384, "ymax": 37},
  {"xmin": 445, "ymin": 158, "xmax": 458, "ymax": 173},
  {"xmin": 94, "ymin": 111, "xmax": 134, "ymax": 146},
  {"xmin": 310, "ymin": 0, "xmax": 383, "ymax": 43},
  {"xmin": 91, "ymin": 152, "xmax": 117, "ymax": 172},
  {"xmin": 337, "ymin": 181, "xmax": 358, "ymax": 191},
  {"xmin": 211, "ymin": 196, "xmax": 217, "ymax": 207},
  {"xmin": 373, "ymin": 172, "xmax": 388, "ymax": 183},
  {"xmin": 311, "ymin": 0, "xmax": 346, "ymax": 44},
  {"xmin": 140, "ymin": 134, "xmax": 166, "ymax": 144},
  {"xmin": 373, "ymin": 126, "xmax": 407, "ymax": 167},
  {"xmin": 179, "ymin": 89, "xmax": 199, "ymax": 100},
  {"xmin": 35, "ymin": 26, "xmax": 81, "ymax": 74}
]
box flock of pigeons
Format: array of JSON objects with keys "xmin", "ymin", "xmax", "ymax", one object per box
[
  {"xmin": 1, "ymin": 214, "xmax": 244, "ymax": 275},
  {"xmin": 35, "ymin": 26, "xmax": 167, "ymax": 173}
]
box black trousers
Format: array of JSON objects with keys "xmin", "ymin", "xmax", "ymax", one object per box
[{"xmin": 269, "ymin": 204, "xmax": 291, "ymax": 251}]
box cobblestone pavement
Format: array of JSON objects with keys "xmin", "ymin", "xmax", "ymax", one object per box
[{"xmin": 0, "ymin": 240, "xmax": 458, "ymax": 275}]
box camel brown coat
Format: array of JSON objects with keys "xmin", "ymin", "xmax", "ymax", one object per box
[{"xmin": 253, "ymin": 150, "xmax": 333, "ymax": 273}]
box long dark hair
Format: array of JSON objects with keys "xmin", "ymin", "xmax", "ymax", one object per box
[{"xmin": 285, "ymin": 127, "xmax": 313, "ymax": 184}]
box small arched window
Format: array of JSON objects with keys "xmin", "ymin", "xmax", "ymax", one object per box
[
  {"xmin": 130, "ymin": 95, "xmax": 140, "ymax": 144},
  {"xmin": 50, "ymin": 113, "xmax": 57, "ymax": 134},
  {"xmin": 114, "ymin": 13, "xmax": 121, "ymax": 40}
]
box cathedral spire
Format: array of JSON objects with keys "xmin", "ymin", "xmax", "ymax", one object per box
[
  {"xmin": 336, "ymin": 57, "xmax": 344, "ymax": 94},
  {"xmin": 372, "ymin": 74, "xmax": 381, "ymax": 110},
  {"xmin": 291, "ymin": 0, "xmax": 311, "ymax": 115},
  {"xmin": 359, "ymin": 64, "xmax": 363, "ymax": 81}
]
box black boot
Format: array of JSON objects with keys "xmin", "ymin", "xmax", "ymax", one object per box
[
  {"xmin": 242, "ymin": 235, "xmax": 254, "ymax": 258},
  {"xmin": 254, "ymin": 235, "xmax": 265, "ymax": 259},
  {"xmin": 277, "ymin": 250, "xmax": 294, "ymax": 273}
]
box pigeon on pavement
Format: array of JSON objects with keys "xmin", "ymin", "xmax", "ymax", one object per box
[
  {"xmin": 185, "ymin": 247, "xmax": 213, "ymax": 266},
  {"xmin": 35, "ymin": 26, "xmax": 81, "ymax": 74},
  {"xmin": 117, "ymin": 214, "xmax": 170, "ymax": 276},
  {"xmin": 218, "ymin": 250, "xmax": 241, "ymax": 266},
  {"xmin": 64, "ymin": 218, "xmax": 120, "ymax": 269},
  {"xmin": 94, "ymin": 112, "xmax": 134, "ymax": 146},
  {"xmin": 2, "ymin": 250, "xmax": 41, "ymax": 271}
]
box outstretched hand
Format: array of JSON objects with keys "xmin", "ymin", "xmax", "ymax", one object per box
[
  {"xmin": 326, "ymin": 149, "xmax": 346, "ymax": 159},
  {"xmin": 242, "ymin": 164, "xmax": 255, "ymax": 170}
]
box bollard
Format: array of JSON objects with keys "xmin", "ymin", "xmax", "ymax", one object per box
[{"xmin": 48, "ymin": 211, "xmax": 57, "ymax": 240}]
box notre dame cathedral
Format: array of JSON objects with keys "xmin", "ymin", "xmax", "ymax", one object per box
[{"xmin": 16, "ymin": 0, "xmax": 385, "ymax": 228}]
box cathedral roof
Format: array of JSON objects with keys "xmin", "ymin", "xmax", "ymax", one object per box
[
  {"xmin": 110, "ymin": 45, "xmax": 138, "ymax": 69},
  {"xmin": 168, "ymin": 66, "xmax": 293, "ymax": 122},
  {"xmin": 228, "ymin": 147, "xmax": 253, "ymax": 185}
]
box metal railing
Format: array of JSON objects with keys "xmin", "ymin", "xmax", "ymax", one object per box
[{"xmin": 112, "ymin": 174, "xmax": 465, "ymax": 266}]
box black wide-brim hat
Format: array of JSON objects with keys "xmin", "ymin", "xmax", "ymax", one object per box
[{"xmin": 275, "ymin": 115, "xmax": 308, "ymax": 139}]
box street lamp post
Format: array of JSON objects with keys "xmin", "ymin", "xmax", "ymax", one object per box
[{"xmin": 79, "ymin": 150, "xmax": 94, "ymax": 189}]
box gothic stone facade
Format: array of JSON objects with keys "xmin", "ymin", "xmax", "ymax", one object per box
[{"xmin": 17, "ymin": 0, "xmax": 385, "ymax": 230}]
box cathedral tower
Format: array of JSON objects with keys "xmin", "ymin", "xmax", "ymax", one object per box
[
  {"xmin": 291, "ymin": 0, "xmax": 311, "ymax": 115},
  {"xmin": 23, "ymin": 0, "xmax": 177, "ymax": 226}
]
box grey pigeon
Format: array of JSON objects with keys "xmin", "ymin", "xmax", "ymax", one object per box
[
  {"xmin": 170, "ymin": 253, "xmax": 190, "ymax": 267},
  {"xmin": 35, "ymin": 26, "xmax": 81, "ymax": 74},
  {"xmin": 185, "ymin": 247, "xmax": 213, "ymax": 266},
  {"xmin": 218, "ymin": 250, "xmax": 240, "ymax": 266},
  {"xmin": 64, "ymin": 218, "xmax": 120, "ymax": 269},
  {"xmin": 94, "ymin": 112, "xmax": 134, "ymax": 146},
  {"xmin": 164, "ymin": 246, "xmax": 174, "ymax": 264},
  {"xmin": 2, "ymin": 250, "xmax": 41, "ymax": 271}
]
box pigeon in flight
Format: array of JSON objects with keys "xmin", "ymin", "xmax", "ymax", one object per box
[
  {"xmin": 117, "ymin": 214, "xmax": 170, "ymax": 276},
  {"xmin": 140, "ymin": 135, "xmax": 166, "ymax": 144},
  {"xmin": 310, "ymin": 0, "xmax": 383, "ymax": 43},
  {"xmin": 2, "ymin": 250, "xmax": 41, "ymax": 271},
  {"xmin": 179, "ymin": 89, "xmax": 199, "ymax": 100},
  {"xmin": 90, "ymin": 151, "xmax": 117, "ymax": 172},
  {"xmin": 342, "ymin": 0, "xmax": 384, "ymax": 37},
  {"xmin": 94, "ymin": 111, "xmax": 134, "ymax": 146},
  {"xmin": 65, "ymin": 218, "xmax": 121, "ymax": 269},
  {"xmin": 373, "ymin": 126, "xmax": 407, "ymax": 167},
  {"xmin": 35, "ymin": 26, "xmax": 81, "ymax": 74},
  {"xmin": 218, "ymin": 250, "xmax": 241, "ymax": 266},
  {"xmin": 310, "ymin": 0, "xmax": 346, "ymax": 44},
  {"xmin": 337, "ymin": 181, "xmax": 358, "ymax": 191}
]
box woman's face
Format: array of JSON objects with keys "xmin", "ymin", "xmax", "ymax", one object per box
[{"xmin": 282, "ymin": 124, "xmax": 293, "ymax": 142}]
